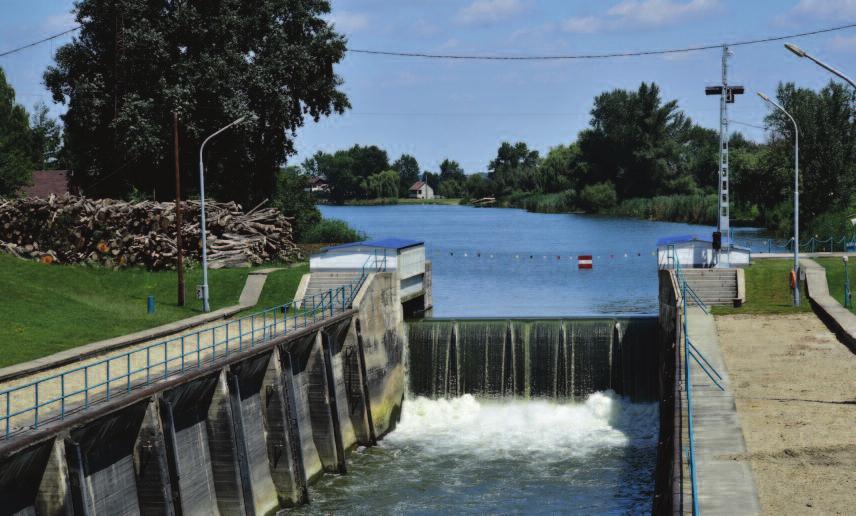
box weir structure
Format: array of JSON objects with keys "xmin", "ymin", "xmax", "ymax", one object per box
[
  {"xmin": 0, "ymin": 272, "xmax": 407, "ymax": 515},
  {"xmin": 407, "ymin": 318, "xmax": 660, "ymax": 402}
]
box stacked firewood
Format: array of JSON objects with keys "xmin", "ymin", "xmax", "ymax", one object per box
[{"xmin": 0, "ymin": 195, "xmax": 299, "ymax": 269}]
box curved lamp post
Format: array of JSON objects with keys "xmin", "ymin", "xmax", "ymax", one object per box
[
  {"xmin": 198, "ymin": 116, "xmax": 246, "ymax": 312},
  {"xmin": 758, "ymin": 92, "xmax": 800, "ymax": 307},
  {"xmin": 785, "ymin": 43, "xmax": 855, "ymax": 89}
]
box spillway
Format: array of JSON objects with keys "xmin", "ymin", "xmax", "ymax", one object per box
[{"xmin": 407, "ymin": 317, "xmax": 659, "ymax": 402}]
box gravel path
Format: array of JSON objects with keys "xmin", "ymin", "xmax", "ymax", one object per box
[{"xmin": 716, "ymin": 313, "xmax": 856, "ymax": 515}]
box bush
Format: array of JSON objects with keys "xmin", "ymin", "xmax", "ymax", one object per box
[
  {"xmin": 273, "ymin": 167, "xmax": 321, "ymax": 240},
  {"xmin": 300, "ymin": 218, "xmax": 365, "ymax": 244},
  {"xmin": 579, "ymin": 182, "xmax": 617, "ymax": 212}
]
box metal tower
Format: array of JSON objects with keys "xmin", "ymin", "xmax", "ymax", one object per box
[{"xmin": 705, "ymin": 45, "xmax": 743, "ymax": 265}]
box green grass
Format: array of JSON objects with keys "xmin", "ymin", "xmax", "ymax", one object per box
[
  {"xmin": 240, "ymin": 263, "xmax": 309, "ymax": 316},
  {"xmin": 712, "ymin": 259, "xmax": 811, "ymax": 315},
  {"xmin": 0, "ymin": 254, "xmax": 307, "ymax": 367},
  {"xmin": 397, "ymin": 197, "xmax": 462, "ymax": 205},
  {"xmin": 814, "ymin": 257, "xmax": 856, "ymax": 313}
]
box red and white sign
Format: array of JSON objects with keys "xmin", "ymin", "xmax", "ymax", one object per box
[{"xmin": 578, "ymin": 255, "xmax": 593, "ymax": 269}]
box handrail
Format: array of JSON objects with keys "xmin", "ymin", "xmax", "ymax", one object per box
[
  {"xmin": 0, "ymin": 258, "xmax": 389, "ymax": 440},
  {"xmin": 671, "ymin": 243, "xmax": 726, "ymax": 515}
]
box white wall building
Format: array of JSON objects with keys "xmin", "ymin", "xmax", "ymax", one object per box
[
  {"xmin": 657, "ymin": 234, "xmax": 750, "ymax": 269},
  {"xmin": 408, "ymin": 181, "xmax": 434, "ymax": 200}
]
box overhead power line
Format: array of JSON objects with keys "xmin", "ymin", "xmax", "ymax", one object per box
[
  {"xmin": 0, "ymin": 27, "xmax": 79, "ymax": 58},
  {"xmin": 348, "ymin": 23, "xmax": 856, "ymax": 60},
  {"xmin": 2, "ymin": 22, "xmax": 855, "ymax": 61}
]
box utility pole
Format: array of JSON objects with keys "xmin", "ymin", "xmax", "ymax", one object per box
[
  {"xmin": 705, "ymin": 45, "xmax": 743, "ymax": 267},
  {"xmin": 174, "ymin": 113, "xmax": 185, "ymax": 306}
]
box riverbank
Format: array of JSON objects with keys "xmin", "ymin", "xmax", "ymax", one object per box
[
  {"xmin": 0, "ymin": 254, "xmax": 307, "ymax": 366},
  {"xmin": 340, "ymin": 197, "xmax": 462, "ymax": 206},
  {"xmin": 715, "ymin": 312, "xmax": 856, "ymax": 513}
]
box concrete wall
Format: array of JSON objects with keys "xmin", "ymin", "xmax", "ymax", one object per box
[
  {"xmin": 0, "ymin": 272, "xmax": 407, "ymax": 515},
  {"xmin": 652, "ymin": 269, "xmax": 686, "ymax": 515}
]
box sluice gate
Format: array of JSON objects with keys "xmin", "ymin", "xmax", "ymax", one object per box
[{"xmin": 407, "ymin": 318, "xmax": 659, "ymax": 402}]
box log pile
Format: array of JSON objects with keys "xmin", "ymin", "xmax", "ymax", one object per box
[{"xmin": 0, "ymin": 195, "xmax": 299, "ymax": 269}]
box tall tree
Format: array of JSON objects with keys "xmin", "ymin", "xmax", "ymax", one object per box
[
  {"xmin": 0, "ymin": 68, "xmax": 36, "ymax": 195},
  {"xmin": 439, "ymin": 159, "xmax": 465, "ymax": 183},
  {"xmin": 30, "ymin": 102, "xmax": 63, "ymax": 170},
  {"xmin": 579, "ymin": 82, "xmax": 691, "ymax": 198},
  {"xmin": 392, "ymin": 153, "xmax": 419, "ymax": 195},
  {"xmin": 488, "ymin": 141, "xmax": 539, "ymax": 195},
  {"xmin": 45, "ymin": 0, "xmax": 349, "ymax": 203},
  {"xmin": 764, "ymin": 81, "xmax": 856, "ymax": 224}
]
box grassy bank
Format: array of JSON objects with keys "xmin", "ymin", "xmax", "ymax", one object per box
[
  {"xmin": 0, "ymin": 255, "xmax": 307, "ymax": 366},
  {"xmin": 341, "ymin": 197, "xmax": 462, "ymax": 206},
  {"xmin": 609, "ymin": 194, "xmax": 717, "ymax": 225},
  {"xmin": 712, "ymin": 259, "xmax": 810, "ymax": 315}
]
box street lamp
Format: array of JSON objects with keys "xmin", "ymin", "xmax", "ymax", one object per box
[
  {"xmin": 198, "ymin": 116, "xmax": 246, "ymax": 312},
  {"xmin": 758, "ymin": 92, "xmax": 800, "ymax": 307},
  {"xmin": 785, "ymin": 43, "xmax": 855, "ymax": 89}
]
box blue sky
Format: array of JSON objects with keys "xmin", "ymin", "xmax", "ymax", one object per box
[{"xmin": 1, "ymin": 0, "xmax": 855, "ymax": 173}]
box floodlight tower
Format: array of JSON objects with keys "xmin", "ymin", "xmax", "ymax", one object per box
[{"xmin": 705, "ymin": 45, "xmax": 743, "ymax": 267}]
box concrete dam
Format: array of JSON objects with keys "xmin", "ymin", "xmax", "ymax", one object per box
[
  {"xmin": 0, "ymin": 242, "xmax": 682, "ymax": 514},
  {"xmin": 407, "ymin": 318, "xmax": 659, "ymax": 402}
]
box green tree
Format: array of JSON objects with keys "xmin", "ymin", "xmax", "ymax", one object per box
[
  {"xmin": 273, "ymin": 166, "xmax": 321, "ymax": 240},
  {"xmin": 578, "ymin": 181, "xmax": 617, "ymax": 212},
  {"xmin": 578, "ymin": 82, "xmax": 691, "ymax": 198},
  {"xmin": 345, "ymin": 145, "xmax": 389, "ymax": 179},
  {"xmin": 0, "ymin": 68, "xmax": 36, "ymax": 195},
  {"xmin": 29, "ymin": 102, "xmax": 63, "ymax": 170},
  {"xmin": 363, "ymin": 169, "xmax": 400, "ymax": 198},
  {"xmin": 538, "ymin": 144, "xmax": 584, "ymax": 193},
  {"xmin": 392, "ymin": 154, "xmax": 420, "ymax": 196},
  {"xmin": 763, "ymin": 81, "xmax": 856, "ymax": 225},
  {"xmin": 488, "ymin": 141, "xmax": 539, "ymax": 195},
  {"xmin": 439, "ymin": 159, "xmax": 466, "ymax": 183},
  {"xmin": 45, "ymin": 0, "xmax": 349, "ymax": 202}
]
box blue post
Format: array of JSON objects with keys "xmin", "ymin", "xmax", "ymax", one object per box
[
  {"xmin": 844, "ymin": 257, "xmax": 851, "ymax": 309},
  {"xmin": 147, "ymin": 295, "xmax": 155, "ymax": 314}
]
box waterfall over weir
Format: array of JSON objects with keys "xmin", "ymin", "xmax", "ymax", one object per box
[{"xmin": 407, "ymin": 318, "xmax": 659, "ymax": 402}]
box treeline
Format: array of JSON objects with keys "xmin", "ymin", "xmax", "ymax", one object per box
[
  {"xmin": 307, "ymin": 81, "xmax": 855, "ymax": 235},
  {"xmin": 0, "ymin": 69, "xmax": 63, "ymax": 194}
]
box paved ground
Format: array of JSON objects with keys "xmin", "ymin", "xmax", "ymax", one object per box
[
  {"xmin": 686, "ymin": 306, "xmax": 761, "ymax": 515},
  {"xmin": 716, "ymin": 313, "xmax": 856, "ymax": 515}
]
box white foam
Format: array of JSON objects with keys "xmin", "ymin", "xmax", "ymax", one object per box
[{"xmin": 385, "ymin": 391, "xmax": 657, "ymax": 460}]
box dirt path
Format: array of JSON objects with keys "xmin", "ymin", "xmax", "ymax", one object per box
[{"xmin": 715, "ymin": 313, "xmax": 856, "ymax": 515}]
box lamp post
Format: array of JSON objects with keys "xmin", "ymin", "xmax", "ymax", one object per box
[
  {"xmin": 758, "ymin": 92, "xmax": 800, "ymax": 307},
  {"xmin": 197, "ymin": 116, "xmax": 246, "ymax": 312},
  {"xmin": 785, "ymin": 43, "xmax": 855, "ymax": 89}
]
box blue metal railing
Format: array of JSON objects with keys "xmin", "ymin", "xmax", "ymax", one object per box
[
  {"xmin": 669, "ymin": 245, "xmax": 725, "ymax": 515},
  {"xmin": 0, "ymin": 254, "xmax": 388, "ymax": 440},
  {"xmin": 737, "ymin": 235, "xmax": 856, "ymax": 254}
]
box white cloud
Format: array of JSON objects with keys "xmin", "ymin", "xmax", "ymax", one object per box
[
  {"xmin": 43, "ymin": 11, "xmax": 76, "ymax": 32},
  {"xmin": 829, "ymin": 34, "xmax": 856, "ymax": 51},
  {"xmin": 328, "ymin": 11, "xmax": 370, "ymax": 33},
  {"xmin": 455, "ymin": 0, "xmax": 528, "ymax": 26},
  {"xmin": 788, "ymin": 0, "xmax": 856, "ymax": 20},
  {"xmin": 562, "ymin": 0, "xmax": 721, "ymax": 34}
]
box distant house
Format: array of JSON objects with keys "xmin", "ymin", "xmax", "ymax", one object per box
[
  {"xmin": 408, "ymin": 181, "xmax": 434, "ymax": 200},
  {"xmin": 305, "ymin": 176, "xmax": 329, "ymax": 193},
  {"xmin": 21, "ymin": 170, "xmax": 73, "ymax": 198}
]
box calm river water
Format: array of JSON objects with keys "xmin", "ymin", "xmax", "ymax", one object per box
[{"xmin": 302, "ymin": 205, "xmax": 711, "ymax": 514}]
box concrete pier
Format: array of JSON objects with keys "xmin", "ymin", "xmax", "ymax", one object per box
[{"xmin": 685, "ymin": 306, "xmax": 761, "ymax": 514}]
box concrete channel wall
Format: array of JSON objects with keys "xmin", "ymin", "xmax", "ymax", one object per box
[
  {"xmin": 0, "ymin": 273, "xmax": 406, "ymax": 515},
  {"xmin": 653, "ymin": 270, "xmax": 687, "ymax": 515}
]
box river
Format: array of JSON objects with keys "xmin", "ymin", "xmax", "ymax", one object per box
[{"xmin": 301, "ymin": 205, "xmax": 710, "ymax": 514}]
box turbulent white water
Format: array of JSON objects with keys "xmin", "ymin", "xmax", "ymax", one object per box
[
  {"xmin": 296, "ymin": 392, "xmax": 660, "ymax": 514},
  {"xmin": 387, "ymin": 392, "xmax": 656, "ymax": 460}
]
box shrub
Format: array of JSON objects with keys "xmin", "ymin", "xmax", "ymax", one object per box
[
  {"xmin": 300, "ymin": 219, "xmax": 365, "ymax": 244},
  {"xmin": 610, "ymin": 194, "xmax": 717, "ymax": 224},
  {"xmin": 579, "ymin": 182, "xmax": 617, "ymax": 212}
]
